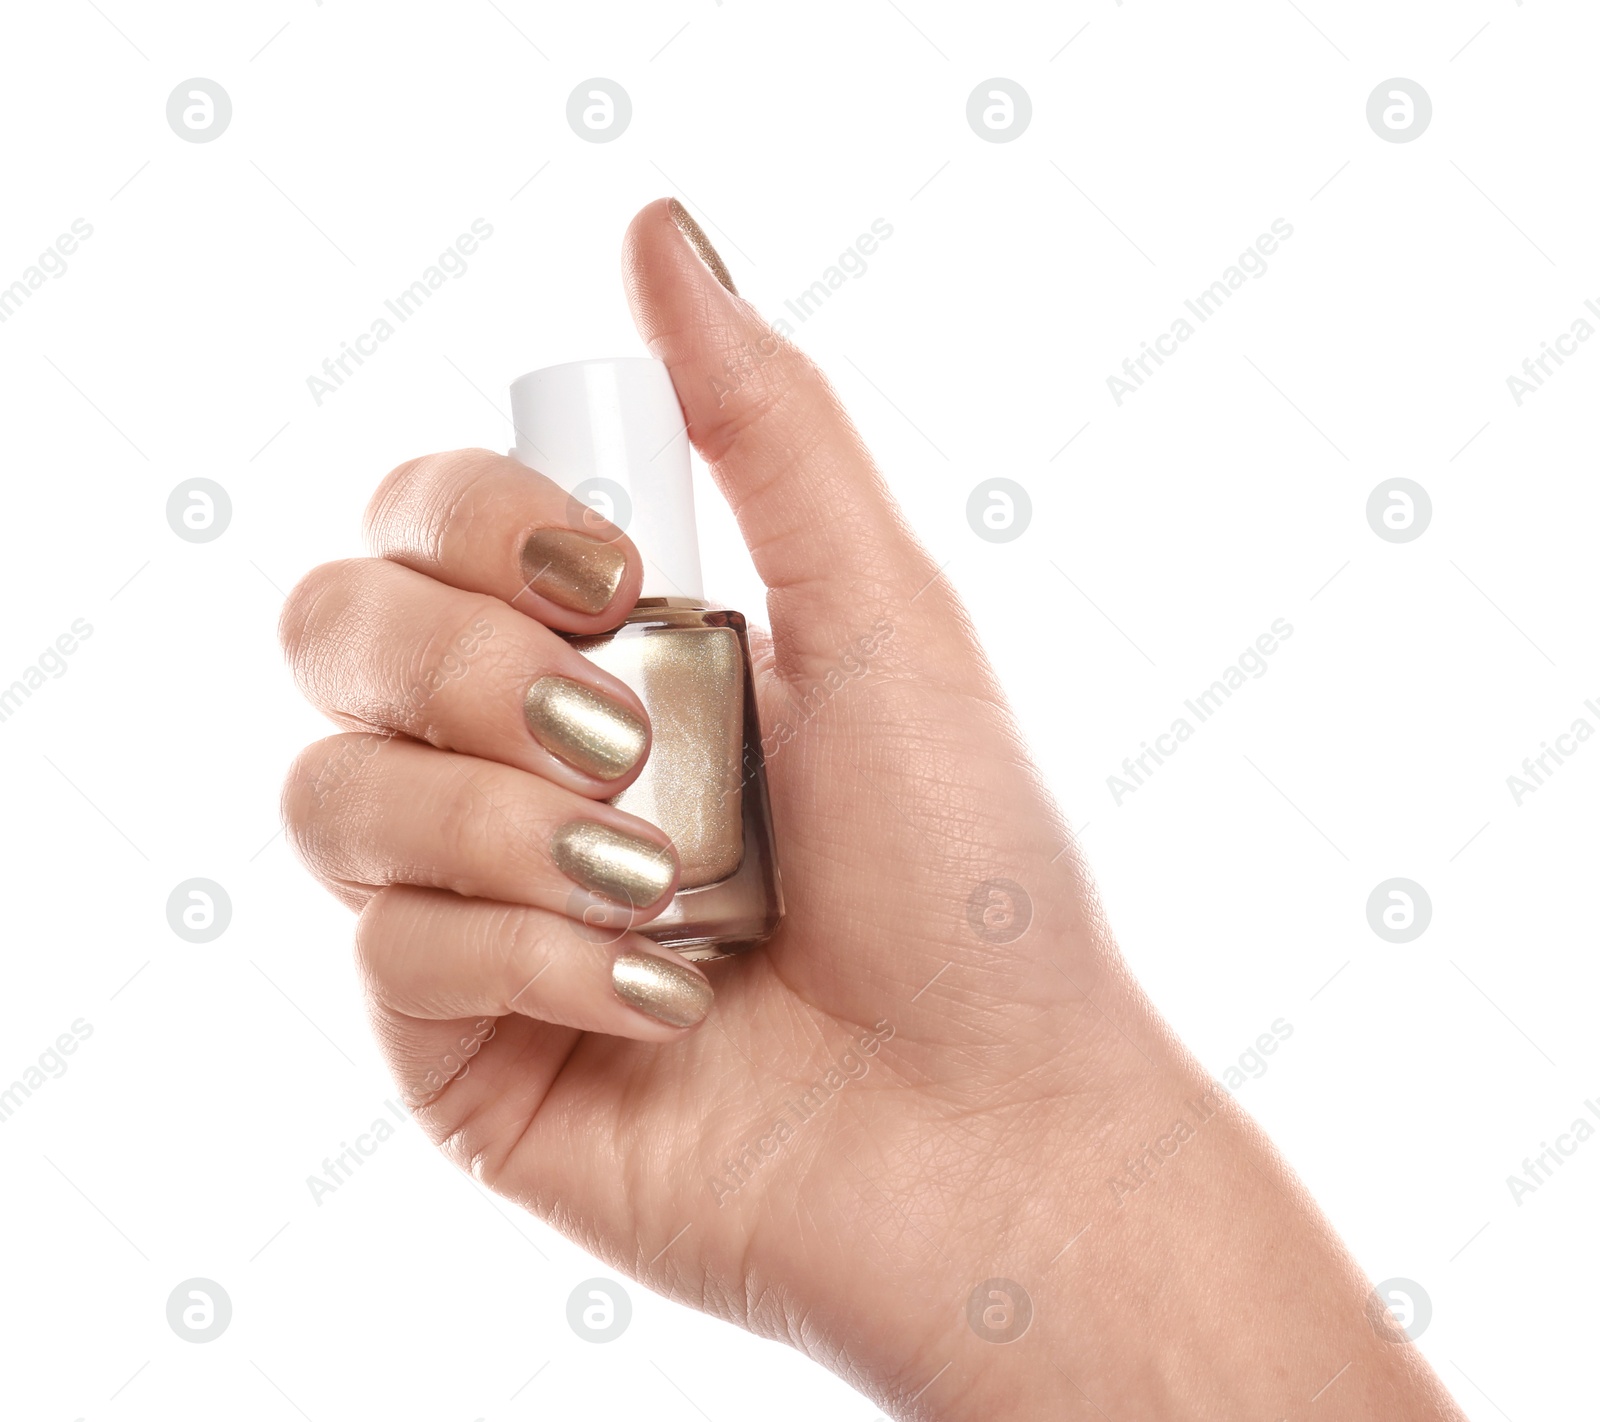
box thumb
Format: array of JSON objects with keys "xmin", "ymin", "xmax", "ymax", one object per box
[{"xmin": 622, "ymin": 198, "xmax": 935, "ymax": 675}]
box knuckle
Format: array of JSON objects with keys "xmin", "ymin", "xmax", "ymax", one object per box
[
  {"xmin": 364, "ymin": 448, "xmax": 502, "ymax": 560},
  {"xmin": 278, "ymin": 559, "xmax": 364, "ymax": 670},
  {"xmin": 364, "ymin": 453, "xmax": 440, "ymax": 546},
  {"xmin": 281, "ymin": 732, "xmax": 382, "ymax": 856},
  {"xmin": 700, "ymin": 353, "xmax": 813, "ymax": 465}
]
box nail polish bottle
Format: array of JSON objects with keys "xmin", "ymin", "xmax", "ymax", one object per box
[{"xmin": 509, "ymin": 358, "xmax": 783, "ymax": 960}]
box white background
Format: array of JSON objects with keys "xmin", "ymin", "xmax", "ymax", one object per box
[{"xmin": 1, "ymin": 1, "xmax": 1595, "ymax": 1418}]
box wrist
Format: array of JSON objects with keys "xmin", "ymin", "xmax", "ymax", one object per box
[
  {"xmin": 787, "ymin": 970, "xmax": 1162, "ymax": 1417},
  {"xmin": 863, "ymin": 1010, "xmax": 1171, "ymax": 1418},
  {"xmin": 812, "ymin": 981, "xmax": 1461, "ymax": 1422}
]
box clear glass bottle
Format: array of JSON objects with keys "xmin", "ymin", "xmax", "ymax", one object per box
[{"xmin": 510, "ymin": 358, "xmax": 783, "ymax": 960}]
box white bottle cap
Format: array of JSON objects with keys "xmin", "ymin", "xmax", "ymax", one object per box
[{"xmin": 509, "ymin": 357, "xmax": 703, "ymax": 601}]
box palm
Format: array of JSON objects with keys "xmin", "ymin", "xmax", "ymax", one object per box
[{"xmin": 410, "ymin": 635, "xmax": 1093, "ymax": 1345}]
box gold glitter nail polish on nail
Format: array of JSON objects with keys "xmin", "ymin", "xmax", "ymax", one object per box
[
  {"xmin": 612, "ymin": 949, "xmax": 712, "ymax": 1027},
  {"xmin": 551, "ymin": 821, "xmax": 676, "ymax": 905},
  {"xmin": 523, "ymin": 676, "xmax": 646, "ymax": 781},
  {"xmin": 668, "ymin": 198, "xmax": 738, "ymax": 295},
  {"xmin": 520, "ymin": 528, "xmax": 628, "ymax": 615}
]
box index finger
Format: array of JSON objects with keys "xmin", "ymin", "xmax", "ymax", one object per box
[{"xmin": 364, "ymin": 447, "xmax": 644, "ymax": 633}]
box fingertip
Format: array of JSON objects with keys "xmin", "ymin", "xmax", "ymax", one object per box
[{"xmin": 623, "ymin": 197, "xmax": 747, "ymax": 348}]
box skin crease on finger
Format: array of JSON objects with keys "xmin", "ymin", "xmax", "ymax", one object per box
[{"xmin": 282, "ymin": 199, "xmax": 1466, "ymax": 1422}]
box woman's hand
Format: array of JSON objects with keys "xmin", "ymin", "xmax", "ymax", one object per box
[{"xmin": 279, "ymin": 199, "xmax": 1463, "ymax": 1421}]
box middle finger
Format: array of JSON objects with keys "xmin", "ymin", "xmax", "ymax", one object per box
[{"xmin": 281, "ymin": 556, "xmax": 650, "ymax": 795}]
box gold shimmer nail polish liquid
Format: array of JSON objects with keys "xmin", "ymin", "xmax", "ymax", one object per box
[{"xmin": 509, "ymin": 359, "xmax": 782, "ymax": 960}]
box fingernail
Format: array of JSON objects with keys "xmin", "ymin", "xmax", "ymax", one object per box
[
  {"xmin": 524, "ymin": 676, "xmax": 647, "ymax": 781},
  {"xmin": 668, "ymin": 197, "xmax": 738, "ymax": 296},
  {"xmin": 612, "ymin": 949, "xmax": 712, "ymax": 1027},
  {"xmin": 520, "ymin": 527, "xmax": 629, "ymax": 615},
  {"xmin": 552, "ymin": 820, "xmax": 676, "ymax": 905}
]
